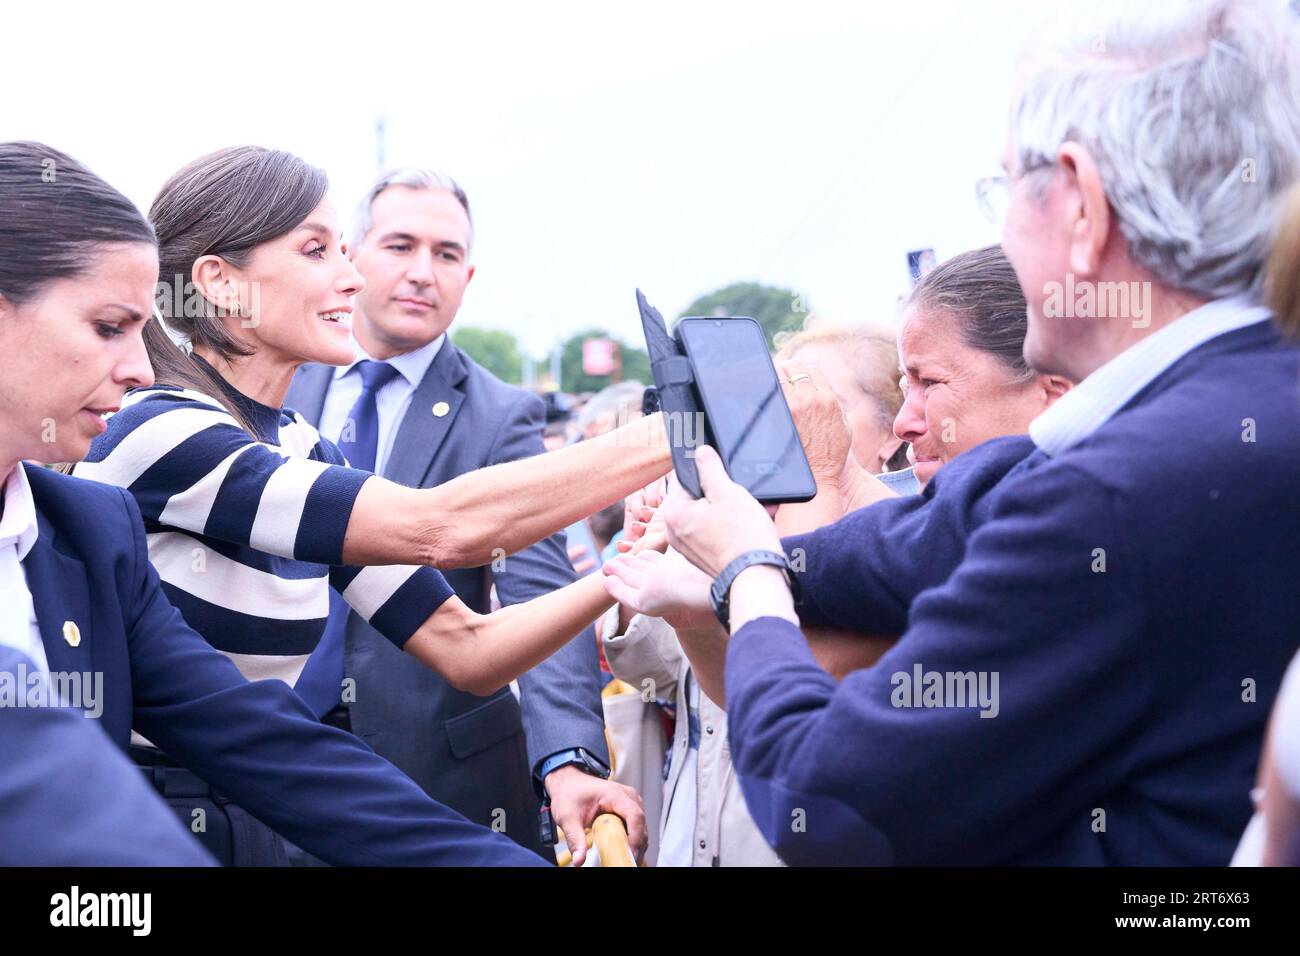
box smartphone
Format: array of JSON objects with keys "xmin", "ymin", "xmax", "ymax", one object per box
[{"xmin": 675, "ymin": 317, "xmax": 816, "ymax": 503}]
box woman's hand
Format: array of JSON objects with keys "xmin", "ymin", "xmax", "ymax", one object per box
[
  {"xmin": 777, "ymin": 360, "xmax": 852, "ymax": 484},
  {"xmin": 659, "ymin": 445, "xmax": 782, "ymax": 579},
  {"xmin": 601, "ymin": 548, "xmax": 716, "ymax": 631},
  {"xmin": 618, "ymin": 477, "xmax": 668, "ymax": 554}
]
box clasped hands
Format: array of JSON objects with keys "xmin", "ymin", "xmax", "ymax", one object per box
[{"xmin": 603, "ymin": 441, "xmax": 789, "ymax": 631}]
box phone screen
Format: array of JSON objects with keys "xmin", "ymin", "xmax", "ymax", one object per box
[{"xmin": 676, "ymin": 318, "xmax": 816, "ymax": 503}]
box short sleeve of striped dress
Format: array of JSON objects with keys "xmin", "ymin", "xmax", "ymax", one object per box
[{"xmin": 74, "ymin": 383, "xmax": 454, "ymax": 681}]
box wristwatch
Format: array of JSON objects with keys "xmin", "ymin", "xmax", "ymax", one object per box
[
  {"xmin": 709, "ymin": 549, "xmax": 801, "ymax": 632},
  {"xmin": 538, "ymin": 747, "xmax": 610, "ymax": 787},
  {"xmin": 536, "ymin": 747, "xmax": 611, "ymax": 847}
]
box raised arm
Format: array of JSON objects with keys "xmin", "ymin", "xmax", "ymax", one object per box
[
  {"xmin": 773, "ymin": 359, "xmax": 899, "ymax": 534},
  {"xmin": 343, "ymin": 411, "xmax": 672, "ymax": 568},
  {"xmin": 78, "ymin": 392, "xmax": 671, "ymax": 573}
]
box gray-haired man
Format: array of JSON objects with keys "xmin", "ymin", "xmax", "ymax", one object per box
[{"xmin": 602, "ymin": 0, "xmax": 1300, "ymax": 865}]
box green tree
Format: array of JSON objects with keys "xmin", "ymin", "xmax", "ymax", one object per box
[
  {"xmin": 452, "ymin": 327, "xmax": 524, "ymax": 384},
  {"xmin": 678, "ymin": 282, "xmax": 807, "ymax": 351},
  {"xmin": 553, "ymin": 328, "xmax": 651, "ymax": 394}
]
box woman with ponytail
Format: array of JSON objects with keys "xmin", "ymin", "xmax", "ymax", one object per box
[{"xmin": 72, "ymin": 146, "xmax": 653, "ymax": 863}]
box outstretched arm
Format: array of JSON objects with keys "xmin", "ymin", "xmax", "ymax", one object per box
[
  {"xmin": 405, "ymin": 573, "xmax": 614, "ymax": 696},
  {"xmin": 344, "ymin": 412, "xmax": 672, "ymax": 568},
  {"xmin": 79, "ymin": 394, "xmax": 670, "ymax": 574}
]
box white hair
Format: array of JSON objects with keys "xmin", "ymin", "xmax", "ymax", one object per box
[
  {"xmin": 577, "ymin": 380, "xmax": 646, "ymax": 435},
  {"xmin": 352, "ymin": 166, "xmax": 474, "ymax": 252},
  {"xmin": 1011, "ymin": 0, "xmax": 1300, "ymax": 299}
]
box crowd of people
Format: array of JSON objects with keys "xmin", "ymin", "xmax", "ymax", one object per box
[{"xmin": 2, "ymin": 0, "xmax": 1300, "ymax": 867}]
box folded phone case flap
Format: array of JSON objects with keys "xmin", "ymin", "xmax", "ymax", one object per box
[{"xmin": 651, "ymin": 355, "xmax": 695, "ymax": 387}]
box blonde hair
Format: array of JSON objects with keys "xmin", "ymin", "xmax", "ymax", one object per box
[
  {"xmin": 776, "ymin": 325, "xmax": 905, "ymax": 424},
  {"xmin": 1268, "ymin": 181, "xmax": 1300, "ymax": 340}
]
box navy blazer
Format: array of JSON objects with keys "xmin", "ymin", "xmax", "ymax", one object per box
[
  {"xmin": 19, "ymin": 464, "xmax": 543, "ymax": 866},
  {"xmin": 0, "ymin": 645, "xmax": 215, "ymax": 866},
  {"xmin": 728, "ymin": 322, "xmax": 1300, "ymax": 866},
  {"xmin": 287, "ymin": 342, "xmax": 606, "ymax": 853}
]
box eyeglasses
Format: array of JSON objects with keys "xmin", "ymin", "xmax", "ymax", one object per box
[
  {"xmin": 975, "ymin": 174, "xmax": 1011, "ymax": 225},
  {"xmin": 977, "ymin": 158, "xmax": 1056, "ymax": 225}
]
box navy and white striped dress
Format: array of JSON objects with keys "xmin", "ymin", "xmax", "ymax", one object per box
[{"xmin": 75, "ymin": 371, "xmax": 454, "ymax": 690}]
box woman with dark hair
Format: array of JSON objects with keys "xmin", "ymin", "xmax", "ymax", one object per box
[
  {"xmin": 0, "ymin": 139, "xmax": 547, "ymax": 865},
  {"xmin": 768, "ymin": 245, "xmax": 1072, "ymax": 537},
  {"xmin": 894, "ymin": 244, "xmax": 1071, "ymax": 488},
  {"xmin": 69, "ymin": 145, "xmax": 660, "ymax": 862}
]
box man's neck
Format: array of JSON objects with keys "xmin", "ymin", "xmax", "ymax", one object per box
[{"xmin": 1065, "ymin": 280, "xmax": 1208, "ymax": 382}]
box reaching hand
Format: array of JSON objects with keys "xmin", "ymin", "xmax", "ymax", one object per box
[
  {"xmin": 776, "ymin": 359, "xmax": 852, "ymax": 483},
  {"xmin": 601, "ymin": 548, "xmax": 715, "ymax": 631},
  {"xmin": 618, "ymin": 477, "xmax": 669, "ymax": 554}
]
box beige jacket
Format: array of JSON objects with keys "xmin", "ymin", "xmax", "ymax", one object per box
[{"xmin": 600, "ymin": 607, "xmax": 785, "ymax": 867}]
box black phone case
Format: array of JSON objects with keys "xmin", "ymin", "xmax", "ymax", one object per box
[
  {"xmin": 637, "ymin": 290, "xmax": 816, "ymax": 504},
  {"xmin": 636, "ymin": 289, "xmax": 706, "ymax": 497}
]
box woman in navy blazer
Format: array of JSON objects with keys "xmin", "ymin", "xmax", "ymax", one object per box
[{"xmin": 0, "ymin": 140, "xmax": 544, "ymax": 865}]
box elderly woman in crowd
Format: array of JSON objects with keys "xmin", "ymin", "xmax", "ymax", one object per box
[{"xmin": 775, "ymin": 326, "xmax": 911, "ymax": 489}]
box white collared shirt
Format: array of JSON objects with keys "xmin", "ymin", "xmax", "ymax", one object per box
[
  {"xmin": 1030, "ymin": 296, "xmax": 1273, "ymax": 457},
  {"xmin": 0, "ymin": 463, "xmax": 51, "ymax": 679},
  {"xmin": 318, "ymin": 333, "xmax": 446, "ymax": 475}
]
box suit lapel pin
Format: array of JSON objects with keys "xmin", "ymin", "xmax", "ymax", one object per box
[
  {"xmin": 432, "ymin": 401, "xmax": 450, "ymax": 418},
  {"xmin": 62, "ymin": 621, "xmax": 81, "ymax": 648}
]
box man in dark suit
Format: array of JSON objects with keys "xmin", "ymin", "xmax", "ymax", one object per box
[{"xmin": 286, "ymin": 167, "xmax": 633, "ymax": 865}]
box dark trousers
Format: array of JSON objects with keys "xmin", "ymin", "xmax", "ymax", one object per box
[{"xmin": 130, "ymin": 705, "xmax": 352, "ymax": 867}]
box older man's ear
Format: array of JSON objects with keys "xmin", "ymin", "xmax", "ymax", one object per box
[{"xmin": 1057, "ymin": 141, "xmax": 1113, "ymax": 279}]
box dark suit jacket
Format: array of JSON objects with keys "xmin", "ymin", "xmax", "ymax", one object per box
[
  {"xmin": 15, "ymin": 464, "xmax": 543, "ymax": 866},
  {"xmin": 287, "ymin": 341, "xmax": 607, "ymax": 855},
  {"xmin": 0, "ymin": 645, "xmax": 215, "ymax": 866}
]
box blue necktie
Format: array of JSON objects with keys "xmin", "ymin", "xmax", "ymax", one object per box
[
  {"xmin": 297, "ymin": 360, "xmax": 401, "ymax": 718},
  {"xmin": 335, "ymin": 360, "xmax": 402, "ymax": 473}
]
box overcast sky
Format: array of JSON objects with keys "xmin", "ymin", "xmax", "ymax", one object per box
[{"xmin": 2, "ymin": 0, "xmax": 1043, "ymax": 357}]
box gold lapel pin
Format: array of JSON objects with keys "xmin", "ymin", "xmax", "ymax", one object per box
[
  {"xmin": 62, "ymin": 621, "xmax": 81, "ymax": 648},
  {"xmin": 432, "ymin": 401, "xmax": 450, "ymax": 418}
]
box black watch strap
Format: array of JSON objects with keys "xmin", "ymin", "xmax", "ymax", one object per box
[{"xmin": 709, "ymin": 549, "xmax": 799, "ymax": 631}]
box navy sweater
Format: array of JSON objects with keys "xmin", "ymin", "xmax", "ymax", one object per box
[{"xmin": 728, "ymin": 322, "xmax": 1300, "ymax": 865}]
